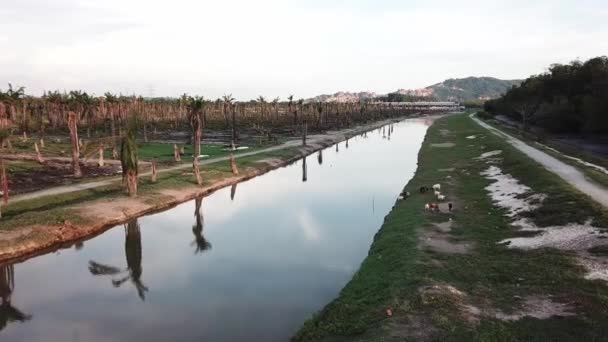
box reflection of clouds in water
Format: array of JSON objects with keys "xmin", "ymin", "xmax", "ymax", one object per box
[
  {"xmin": 6, "ymin": 119, "xmax": 432, "ymax": 341},
  {"xmin": 296, "ymin": 209, "xmax": 322, "ymax": 242}
]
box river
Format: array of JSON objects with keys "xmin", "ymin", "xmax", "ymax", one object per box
[{"xmin": 0, "ymin": 118, "xmax": 431, "ymax": 341}]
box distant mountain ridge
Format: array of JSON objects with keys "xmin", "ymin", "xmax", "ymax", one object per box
[{"xmin": 308, "ymin": 77, "xmax": 522, "ymax": 103}]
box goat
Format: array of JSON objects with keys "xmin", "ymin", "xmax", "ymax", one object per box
[
  {"xmin": 433, "ymin": 184, "xmax": 441, "ymax": 191},
  {"xmin": 424, "ymin": 203, "xmax": 430, "ymax": 211},
  {"xmin": 437, "ymin": 194, "xmax": 445, "ymax": 201},
  {"xmin": 429, "ymin": 203, "xmax": 439, "ymax": 212},
  {"xmin": 434, "ymin": 190, "xmax": 441, "ymax": 197},
  {"xmin": 448, "ymin": 202, "xmax": 453, "ymax": 212}
]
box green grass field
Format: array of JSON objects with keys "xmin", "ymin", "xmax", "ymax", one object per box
[{"xmin": 294, "ymin": 113, "xmax": 608, "ymax": 341}]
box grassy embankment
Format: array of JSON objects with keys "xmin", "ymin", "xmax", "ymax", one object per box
[
  {"xmin": 295, "ymin": 113, "xmax": 608, "ymax": 341},
  {"xmin": 479, "ymin": 117, "xmax": 608, "ymax": 189}
]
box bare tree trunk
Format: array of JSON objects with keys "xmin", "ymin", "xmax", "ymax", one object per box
[
  {"xmin": 302, "ymin": 119, "xmax": 307, "ymax": 146},
  {"xmin": 317, "ymin": 150, "xmax": 323, "ymax": 165},
  {"xmin": 230, "ymin": 154, "xmax": 239, "ymax": 175},
  {"xmin": 68, "ymin": 112, "xmax": 82, "ymax": 178},
  {"xmin": 34, "ymin": 142, "xmax": 44, "ymax": 164},
  {"xmin": 0, "ymin": 159, "xmax": 8, "ymax": 218},
  {"xmin": 98, "ymin": 144, "xmax": 105, "ymax": 167},
  {"xmin": 127, "ymin": 171, "xmax": 138, "ymax": 197},
  {"xmin": 193, "ymin": 157, "xmax": 202, "ymax": 185},
  {"xmin": 231, "ymin": 106, "xmax": 237, "ymax": 150},
  {"xmin": 174, "ymin": 144, "xmax": 181, "ymax": 162},
  {"xmin": 151, "ymin": 162, "xmax": 157, "ymax": 183}
]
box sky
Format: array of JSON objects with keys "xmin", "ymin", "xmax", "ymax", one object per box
[{"xmin": 1, "ymin": 0, "xmax": 607, "ymax": 100}]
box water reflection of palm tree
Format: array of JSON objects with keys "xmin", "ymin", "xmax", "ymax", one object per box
[
  {"xmin": 192, "ymin": 197, "xmax": 212, "ymax": 254},
  {"xmin": 302, "ymin": 157, "xmax": 307, "ymax": 182},
  {"xmin": 230, "ymin": 184, "xmax": 237, "ymax": 201},
  {"xmin": 89, "ymin": 219, "xmax": 149, "ymax": 300},
  {"xmin": 0, "ymin": 265, "xmax": 31, "ymax": 332}
]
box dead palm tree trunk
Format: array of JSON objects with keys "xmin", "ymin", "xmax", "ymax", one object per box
[
  {"xmin": 230, "ymin": 154, "xmax": 239, "ymax": 175},
  {"xmin": 120, "ymin": 118, "xmax": 138, "ymax": 197},
  {"xmin": 0, "ymin": 160, "xmax": 8, "ymax": 218},
  {"xmin": 150, "ymin": 161, "xmax": 158, "ymax": 183},
  {"xmin": 67, "ymin": 112, "xmax": 82, "ymax": 178},
  {"xmin": 302, "ymin": 118, "xmax": 307, "ymax": 146},
  {"xmin": 98, "ymin": 144, "xmax": 105, "ymax": 167}
]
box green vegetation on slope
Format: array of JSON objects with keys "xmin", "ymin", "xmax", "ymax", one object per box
[
  {"xmin": 294, "ymin": 113, "xmax": 608, "ymax": 341},
  {"xmin": 485, "ymin": 56, "xmax": 608, "ymax": 134}
]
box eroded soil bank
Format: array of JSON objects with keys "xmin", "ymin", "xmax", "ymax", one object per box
[
  {"xmin": 0, "ymin": 117, "xmax": 414, "ymax": 264},
  {"xmin": 294, "ymin": 113, "xmax": 608, "ymax": 341}
]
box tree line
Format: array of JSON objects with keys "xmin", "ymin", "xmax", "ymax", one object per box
[{"xmin": 484, "ymin": 56, "xmax": 608, "ymax": 134}]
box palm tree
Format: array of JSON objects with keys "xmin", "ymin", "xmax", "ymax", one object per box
[
  {"xmin": 188, "ymin": 96, "xmax": 205, "ymax": 185},
  {"xmin": 5, "ymin": 84, "xmax": 25, "ymax": 123},
  {"xmin": 287, "ymin": 95, "xmax": 296, "ymax": 125},
  {"xmin": 256, "ymin": 96, "xmax": 267, "ymax": 119},
  {"xmin": 272, "ymin": 97, "xmax": 280, "ymax": 123},
  {"xmin": 188, "ymin": 96, "xmax": 205, "ymax": 157},
  {"xmin": 222, "ymin": 94, "xmax": 236, "ymax": 150},
  {"xmin": 120, "ymin": 114, "xmax": 139, "ymax": 196},
  {"xmin": 89, "ymin": 219, "xmax": 148, "ymax": 300},
  {"xmin": 67, "ymin": 111, "xmax": 82, "ymax": 178},
  {"xmin": 192, "ymin": 197, "xmax": 211, "ymax": 253}
]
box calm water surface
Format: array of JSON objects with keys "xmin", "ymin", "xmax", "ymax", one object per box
[{"xmin": 1, "ymin": 119, "xmax": 431, "ymax": 341}]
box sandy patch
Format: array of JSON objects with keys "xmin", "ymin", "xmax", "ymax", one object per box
[
  {"xmin": 419, "ymin": 285, "xmax": 574, "ymax": 326},
  {"xmin": 476, "ymin": 150, "xmax": 503, "ymax": 159},
  {"xmin": 493, "ymin": 296, "xmax": 575, "ymax": 321},
  {"xmin": 431, "ymin": 142, "xmax": 455, "ymax": 148},
  {"xmin": 439, "ymin": 129, "xmax": 451, "ymax": 137},
  {"xmin": 419, "ymin": 220, "xmax": 471, "ymax": 254},
  {"xmin": 433, "ymin": 220, "xmax": 453, "ymax": 233},
  {"xmin": 481, "ymin": 166, "xmax": 546, "ymax": 217},
  {"xmin": 481, "ymin": 165, "xmax": 608, "ymax": 281}
]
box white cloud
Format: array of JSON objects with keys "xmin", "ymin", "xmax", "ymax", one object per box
[{"xmin": 1, "ymin": 0, "xmax": 607, "ymax": 99}]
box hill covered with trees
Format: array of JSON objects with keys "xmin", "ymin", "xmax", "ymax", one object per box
[
  {"xmin": 426, "ymin": 77, "xmax": 521, "ymax": 102},
  {"xmin": 484, "ymin": 57, "xmax": 608, "ymax": 134}
]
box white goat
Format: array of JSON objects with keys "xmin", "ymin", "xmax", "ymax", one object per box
[
  {"xmin": 433, "ymin": 184, "xmax": 441, "ymax": 191},
  {"xmin": 424, "ymin": 203, "xmax": 430, "ymax": 211},
  {"xmin": 434, "ymin": 190, "xmax": 441, "ymax": 197},
  {"xmin": 437, "ymin": 194, "xmax": 446, "ymax": 201}
]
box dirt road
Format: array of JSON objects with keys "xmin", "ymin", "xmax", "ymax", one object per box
[
  {"xmin": 471, "ymin": 114, "xmax": 608, "ymax": 208},
  {"xmin": 11, "ymin": 118, "xmax": 399, "ymax": 204}
]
